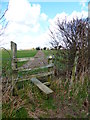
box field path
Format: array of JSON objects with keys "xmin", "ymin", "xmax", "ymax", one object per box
[{"xmin": 22, "ymin": 50, "xmax": 48, "ymax": 69}]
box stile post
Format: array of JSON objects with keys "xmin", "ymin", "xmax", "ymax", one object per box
[
  {"xmin": 11, "ymin": 41, "xmax": 17, "ymax": 95},
  {"xmin": 11, "ymin": 41, "xmax": 17, "ymax": 70},
  {"xmin": 48, "ymin": 55, "xmax": 52, "ymax": 82}
]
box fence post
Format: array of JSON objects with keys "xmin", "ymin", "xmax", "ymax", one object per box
[
  {"xmin": 48, "ymin": 55, "xmax": 52, "ymax": 82},
  {"xmin": 11, "ymin": 41, "xmax": 17, "ymax": 70},
  {"xmin": 70, "ymin": 51, "xmax": 79, "ymax": 86},
  {"xmin": 11, "ymin": 41, "xmax": 17, "ymax": 95}
]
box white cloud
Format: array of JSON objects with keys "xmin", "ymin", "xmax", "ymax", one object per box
[
  {"xmin": 68, "ymin": 10, "xmax": 88, "ymax": 20},
  {"xmin": 48, "ymin": 12, "xmax": 68, "ymax": 30},
  {"xmin": 80, "ymin": 0, "xmax": 88, "ymax": 10},
  {"xmin": 1, "ymin": 0, "xmax": 49, "ymax": 49},
  {"xmin": 5, "ymin": 0, "xmax": 41, "ymax": 27},
  {"xmin": 40, "ymin": 13, "xmax": 48, "ymax": 21},
  {"xmin": 2, "ymin": 29, "xmax": 49, "ymax": 50},
  {"xmin": 49, "ymin": 10, "xmax": 88, "ymax": 27},
  {"xmin": 80, "ymin": 0, "xmax": 87, "ymax": 7}
]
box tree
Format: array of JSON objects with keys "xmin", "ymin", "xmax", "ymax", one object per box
[
  {"xmin": 43, "ymin": 47, "xmax": 47, "ymax": 50},
  {"xmin": 49, "ymin": 18, "xmax": 88, "ymax": 78},
  {"xmin": 36, "ymin": 47, "xmax": 40, "ymax": 50},
  {"xmin": 0, "ymin": 8, "xmax": 8, "ymax": 45}
]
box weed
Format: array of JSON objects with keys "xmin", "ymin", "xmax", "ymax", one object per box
[{"xmin": 15, "ymin": 107, "xmax": 29, "ymax": 118}]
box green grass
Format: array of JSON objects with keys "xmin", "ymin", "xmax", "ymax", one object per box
[
  {"xmin": 43, "ymin": 50, "xmax": 53, "ymax": 56},
  {"xmin": 2, "ymin": 75, "xmax": 88, "ymax": 118},
  {"xmin": 2, "ymin": 49, "xmax": 53, "ymax": 59},
  {"xmin": 15, "ymin": 107, "xmax": 28, "ymax": 118},
  {"xmin": 2, "ymin": 49, "xmax": 37, "ymax": 58},
  {"xmin": 17, "ymin": 61, "xmax": 28, "ymax": 67},
  {"xmin": 17, "ymin": 50, "xmax": 37, "ymax": 58},
  {"xmin": 2, "ymin": 48, "xmax": 89, "ymax": 118},
  {"xmin": 12, "ymin": 107, "xmax": 29, "ymax": 118},
  {"xmin": 41, "ymin": 97, "xmax": 56, "ymax": 110},
  {"xmin": 2, "ymin": 102, "xmax": 12, "ymax": 118},
  {"xmin": 2, "ymin": 49, "xmax": 53, "ymax": 68}
]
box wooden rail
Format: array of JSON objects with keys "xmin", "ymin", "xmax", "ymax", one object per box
[
  {"xmin": 14, "ymin": 71, "xmax": 54, "ymax": 82},
  {"xmin": 17, "ymin": 63, "xmax": 54, "ymax": 72},
  {"xmin": 17, "ymin": 57, "xmax": 34, "ymax": 62},
  {"xmin": 3, "ymin": 71, "xmax": 54, "ymax": 83},
  {"xmin": 17, "ymin": 57, "xmax": 47, "ymax": 62}
]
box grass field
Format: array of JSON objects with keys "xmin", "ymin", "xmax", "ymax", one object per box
[
  {"xmin": 2, "ymin": 49, "xmax": 54, "ymax": 67},
  {"xmin": 2, "ymin": 49, "xmax": 37, "ymax": 59},
  {"xmin": 2, "ymin": 49, "xmax": 55, "ymax": 71},
  {"xmin": 2, "ymin": 49, "xmax": 54, "ymax": 58}
]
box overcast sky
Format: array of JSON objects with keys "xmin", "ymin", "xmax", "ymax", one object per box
[{"xmin": 0, "ymin": 0, "xmax": 89, "ymax": 49}]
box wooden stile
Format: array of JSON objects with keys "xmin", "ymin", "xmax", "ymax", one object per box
[{"xmin": 10, "ymin": 41, "xmax": 54, "ymax": 96}]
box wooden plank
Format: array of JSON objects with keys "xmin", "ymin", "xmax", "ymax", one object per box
[
  {"xmin": 31, "ymin": 77, "xmax": 53, "ymax": 95},
  {"xmin": 17, "ymin": 57, "xmax": 45, "ymax": 62},
  {"xmin": 15, "ymin": 71, "xmax": 54, "ymax": 83},
  {"xmin": 18, "ymin": 63, "xmax": 54, "ymax": 72},
  {"xmin": 17, "ymin": 57, "xmax": 34, "ymax": 62}
]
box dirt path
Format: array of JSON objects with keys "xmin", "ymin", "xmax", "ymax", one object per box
[{"xmin": 22, "ymin": 50, "xmax": 48, "ymax": 69}]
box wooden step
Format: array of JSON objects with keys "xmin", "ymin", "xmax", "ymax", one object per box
[{"xmin": 31, "ymin": 77, "xmax": 53, "ymax": 95}]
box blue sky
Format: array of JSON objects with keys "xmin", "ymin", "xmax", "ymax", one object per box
[
  {"xmin": 1, "ymin": 1, "xmax": 88, "ymax": 18},
  {"xmin": 0, "ymin": 0, "xmax": 89, "ymax": 49},
  {"xmin": 35, "ymin": 2, "xmax": 88, "ymax": 16}
]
